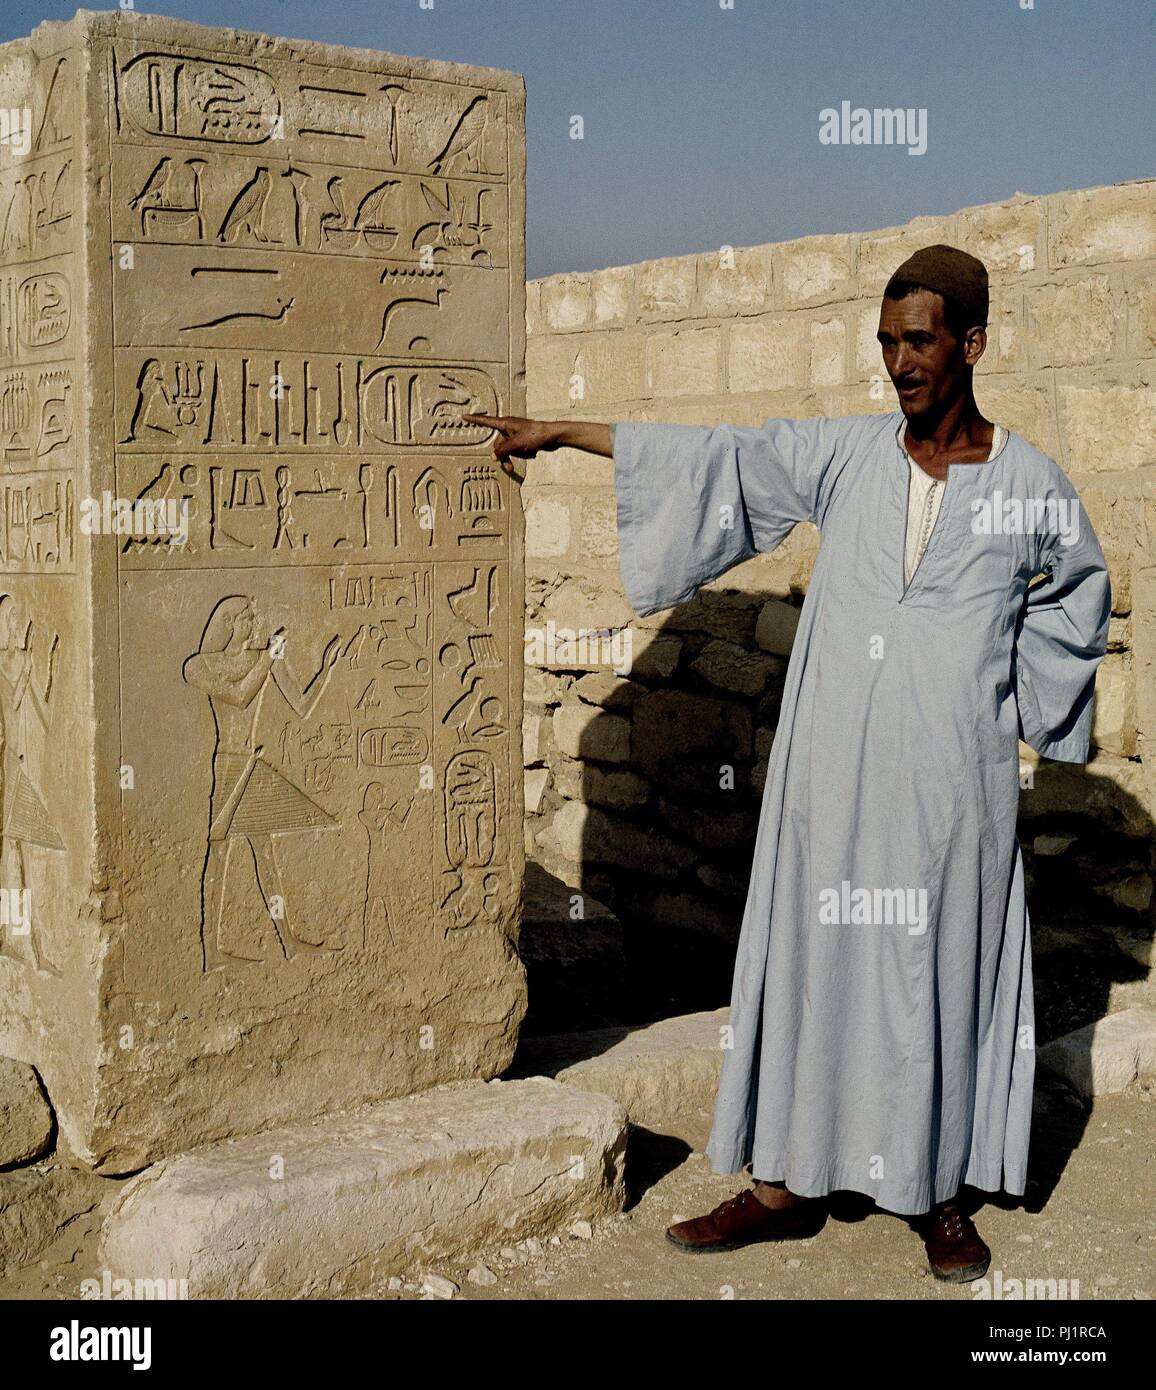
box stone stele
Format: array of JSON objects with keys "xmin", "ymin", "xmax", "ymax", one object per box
[{"xmin": 0, "ymin": 10, "xmax": 527, "ymax": 1172}]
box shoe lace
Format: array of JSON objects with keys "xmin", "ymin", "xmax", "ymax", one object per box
[{"xmin": 935, "ymin": 1205, "xmax": 971, "ymax": 1240}]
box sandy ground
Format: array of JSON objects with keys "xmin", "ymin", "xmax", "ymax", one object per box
[
  {"xmin": 396, "ymin": 1084, "xmax": 1155, "ymax": 1302},
  {"xmin": 3, "ymin": 1083, "xmax": 1151, "ymax": 1302}
]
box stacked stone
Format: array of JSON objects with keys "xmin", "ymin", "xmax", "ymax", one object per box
[{"xmin": 523, "ymin": 182, "xmax": 1156, "ymax": 997}]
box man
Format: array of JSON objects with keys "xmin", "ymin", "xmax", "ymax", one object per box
[{"xmin": 463, "ymin": 244, "xmax": 1110, "ymax": 1282}]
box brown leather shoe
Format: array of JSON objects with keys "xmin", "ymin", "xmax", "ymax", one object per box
[
  {"xmin": 666, "ymin": 1188, "xmax": 827, "ymax": 1254},
  {"xmin": 915, "ymin": 1201, "xmax": 991, "ymax": 1283}
]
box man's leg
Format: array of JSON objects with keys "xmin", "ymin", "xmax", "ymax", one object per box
[{"xmin": 751, "ymin": 1179, "xmax": 811, "ymax": 1210}]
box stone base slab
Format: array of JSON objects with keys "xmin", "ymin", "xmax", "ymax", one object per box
[{"xmin": 101, "ymin": 1078, "xmax": 626, "ymax": 1298}]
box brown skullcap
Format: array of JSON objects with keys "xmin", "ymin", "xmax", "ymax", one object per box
[{"xmin": 884, "ymin": 243, "xmax": 989, "ymax": 329}]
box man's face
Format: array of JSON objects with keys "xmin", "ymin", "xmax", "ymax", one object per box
[{"xmin": 876, "ymin": 288, "xmax": 984, "ymax": 418}]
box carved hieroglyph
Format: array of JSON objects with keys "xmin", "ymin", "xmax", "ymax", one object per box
[{"xmin": 0, "ymin": 13, "xmax": 526, "ymax": 1171}]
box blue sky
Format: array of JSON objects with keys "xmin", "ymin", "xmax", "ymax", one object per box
[{"xmin": 4, "ymin": 0, "xmax": 1153, "ymax": 276}]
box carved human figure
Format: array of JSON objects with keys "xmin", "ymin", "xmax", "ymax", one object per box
[
  {"xmin": 182, "ymin": 596, "xmax": 340, "ymax": 971},
  {"xmin": 0, "ymin": 594, "xmax": 61, "ymax": 975}
]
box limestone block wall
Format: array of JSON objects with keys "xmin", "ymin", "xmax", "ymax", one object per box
[{"xmin": 523, "ymin": 181, "xmax": 1156, "ymax": 1002}]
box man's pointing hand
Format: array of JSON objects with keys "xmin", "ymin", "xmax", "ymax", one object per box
[{"xmin": 461, "ymin": 414, "xmax": 614, "ymax": 479}]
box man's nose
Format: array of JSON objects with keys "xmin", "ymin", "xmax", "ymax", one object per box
[{"xmin": 891, "ymin": 345, "xmax": 914, "ymax": 376}]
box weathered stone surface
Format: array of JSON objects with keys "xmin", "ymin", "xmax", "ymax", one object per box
[
  {"xmin": 728, "ymin": 316, "xmax": 808, "ymax": 392},
  {"xmin": 689, "ymin": 639, "xmax": 779, "ymax": 695},
  {"xmin": 855, "ymin": 216, "xmax": 953, "ymax": 292},
  {"xmin": 773, "ymin": 235, "xmax": 855, "ymax": 309},
  {"xmin": 524, "ymin": 768, "xmax": 549, "ymax": 815},
  {"xmin": 578, "ymin": 492, "xmax": 619, "ymax": 557},
  {"xmin": 101, "ymin": 1078, "xmax": 628, "ymax": 1297},
  {"xmin": 1057, "ymin": 378, "xmax": 1156, "ymax": 473},
  {"xmin": 646, "ymin": 327, "xmax": 723, "ymax": 397},
  {"xmin": 809, "ymin": 317, "xmax": 846, "ymax": 386},
  {"xmin": 695, "ymin": 246, "xmax": 770, "ymax": 318},
  {"xmin": 0, "ymin": 12, "xmax": 526, "ymax": 1172},
  {"xmin": 956, "ymin": 197, "xmax": 1042, "ymax": 276},
  {"xmin": 638, "ymin": 256, "xmax": 696, "ymax": 322},
  {"xmin": 572, "ymin": 335, "xmax": 645, "ymax": 407},
  {"xmin": 518, "ymin": 1009, "xmax": 729, "ymax": 1142},
  {"xmin": 536, "ymin": 801, "xmax": 692, "ymax": 877},
  {"xmin": 755, "ymin": 598, "xmax": 801, "ymax": 655},
  {"xmin": 518, "ymin": 862, "xmax": 626, "ymax": 1032},
  {"xmin": 1038, "ymin": 1008, "xmax": 1156, "ymax": 1097},
  {"xmin": 633, "ymin": 690, "xmax": 753, "ymax": 767},
  {"xmin": 591, "ymin": 265, "xmax": 633, "ymax": 328},
  {"xmin": 1047, "ymin": 182, "xmax": 1156, "ymax": 268},
  {"xmin": 0, "ymin": 1058, "xmax": 53, "ymax": 1167},
  {"xmin": 552, "ymin": 702, "xmax": 631, "ymax": 762},
  {"xmin": 0, "ymin": 1163, "xmax": 108, "ymax": 1277},
  {"xmin": 1027, "ymin": 275, "xmax": 1121, "ymax": 368},
  {"xmin": 572, "ymin": 672, "xmax": 643, "ymax": 709},
  {"xmin": 1091, "ymin": 655, "xmax": 1137, "ymax": 756},
  {"xmin": 525, "ymin": 497, "xmax": 572, "ymax": 558},
  {"xmin": 541, "ymin": 274, "xmax": 592, "ymax": 333},
  {"xmin": 627, "ymin": 631, "xmax": 683, "ymax": 679},
  {"xmin": 554, "ymin": 760, "xmax": 648, "ymax": 809}
]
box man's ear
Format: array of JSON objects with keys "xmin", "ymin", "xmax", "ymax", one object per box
[{"xmin": 963, "ymin": 325, "xmax": 987, "ymax": 368}]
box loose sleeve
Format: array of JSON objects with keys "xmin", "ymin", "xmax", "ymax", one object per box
[
  {"xmin": 612, "ymin": 416, "xmax": 847, "ymax": 617},
  {"xmin": 1013, "ymin": 491, "xmax": 1111, "ymax": 763}
]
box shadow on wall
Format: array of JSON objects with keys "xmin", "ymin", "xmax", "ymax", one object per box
[{"xmin": 513, "ymin": 588, "xmax": 1153, "ymax": 1210}]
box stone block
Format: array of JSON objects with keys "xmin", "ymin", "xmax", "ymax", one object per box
[
  {"xmin": 1, "ymin": 1163, "xmax": 108, "ymax": 1278},
  {"xmin": 0, "ymin": 1059, "xmax": 53, "ymax": 1167},
  {"xmin": 689, "ymin": 639, "xmax": 779, "ymax": 695},
  {"xmin": 524, "ymin": 496, "xmax": 571, "ymax": 558},
  {"xmin": 519, "ymin": 1009, "xmax": 730, "ymax": 1142},
  {"xmin": 524, "ymin": 768, "xmax": 549, "ymax": 815},
  {"xmin": 695, "ymin": 246, "xmax": 770, "ymax": 318},
  {"xmin": 1091, "ymin": 655, "xmax": 1137, "ymax": 756},
  {"xmin": 578, "ymin": 492, "xmax": 619, "ymax": 558},
  {"xmin": 1125, "ymin": 269, "xmax": 1156, "ymax": 357},
  {"xmin": 633, "ymin": 689, "xmax": 753, "ymax": 767},
  {"xmin": 638, "ymin": 255, "xmax": 697, "ymax": 322},
  {"xmin": 956, "ymin": 197, "xmax": 1042, "ymax": 276},
  {"xmin": 975, "ymin": 380, "xmax": 1059, "ymax": 458},
  {"xmin": 1047, "ymin": 183, "xmax": 1156, "ymax": 269},
  {"xmin": 755, "ymin": 598, "xmax": 801, "ymax": 655},
  {"xmin": 552, "ymin": 702, "xmax": 631, "ymax": 762},
  {"xmin": 1038, "ymin": 1007, "xmax": 1156, "ymax": 1097},
  {"xmin": 572, "ymin": 672, "xmax": 642, "ymax": 709},
  {"xmin": 526, "ymin": 335, "xmax": 578, "ymax": 413},
  {"xmin": 727, "ymin": 316, "xmax": 808, "ymax": 392},
  {"xmin": 809, "ymin": 316, "xmax": 847, "ymax": 386},
  {"xmin": 1058, "ymin": 378, "xmax": 1156, "ymax": 473},
  {"xmin": 855, "ymin": 216, "xmax": 954, "ymax": 293},
  {"xmin": 101, "ymin": 1079, "xmax": 628, "ymax": 1297},
  {"xmin": 571, "ymin": 334, "xmax": 645, "ymax": 407},
  {"xmin": 645, "ymin": 327, "xmax": 722, "ymax": 396},
  {"xmin": 591, "ymin": 265, "xmax": 634, "ymax": 328},
  {"xmin": 541, "ymin": 273, "xmax": 592, "ymax": 332},
  {"xmin": 773, "ymin": 235, "xmax": 855, "ymax": 309},
  {"xmin": 1026, "ymin": 275, "xmax": 1121, "ymax": 368},
  {"xmin": 0, "ymin": 12, "xmax": 527, "ymax": 1171}
]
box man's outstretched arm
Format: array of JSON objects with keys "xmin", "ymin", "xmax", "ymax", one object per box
[{"xmin": 461, "ymin": 414, "xmax": 612, "ymax": 474}]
